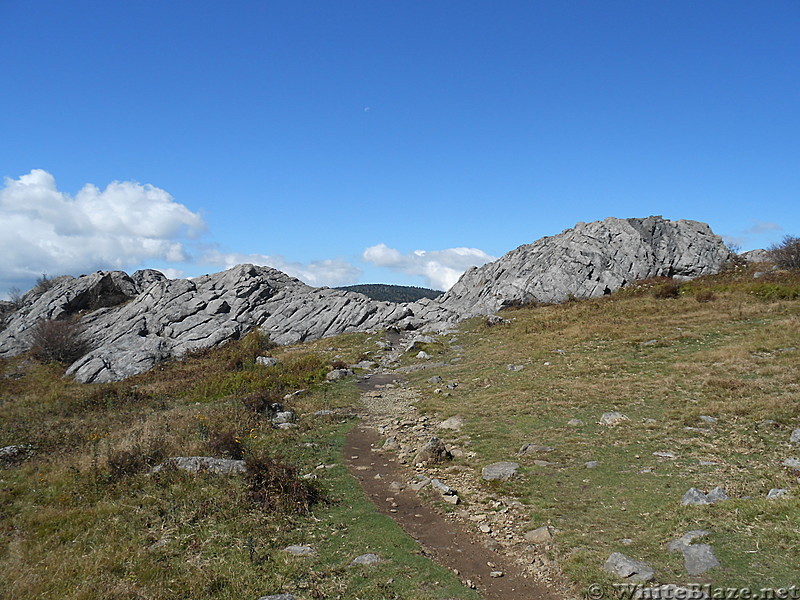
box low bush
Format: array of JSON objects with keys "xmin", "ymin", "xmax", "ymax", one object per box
[
  {"xmin": 768, "ymin": 235, "xmax": 800, "ymax": 270},
  {"xmin": 207, "ymin": 428, "xmax": 245, "ymax": 459},
  {"xmin": 695, "ymin": 289, "xmax": 716, "ymax": 303},
  {"xmin": 245, "ymin": 451, "xmax": 322, "ymax": 514},
  {"xmin": 29, "ymin": 317, "xmax": 92, "ymax": 363},
  {"xmin": 107, "ymin": 439, "xmax": 167, "ymax": 479},
  {"xmin": 651, "ymin": 279, "xmax": 681, "ymax": 299},
  {"xmin": 241, "ymin": 386, "xmax": 285, "ymax": 415}
]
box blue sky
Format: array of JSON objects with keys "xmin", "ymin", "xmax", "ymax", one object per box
[{"xmin": 1, "ymin": 1, "xmax": 798, "ymax": 295}]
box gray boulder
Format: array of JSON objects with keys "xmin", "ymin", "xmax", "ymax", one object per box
[
  {"xmin": 432, "ymin": 216, "xmax": 732, "ymax": 317},
  {"xmin": 482, "ymin": 461, "xmax": 520, "ymax": 481},
  {"xmin": 0, "ymin": 444, "xmax": 34, "ymax": 466},
  {"xmin": 667, "ymin": 531, "xmax": 719, "ymax": 576},
  {"xmin": 258, "ymin": 595, "xmax": 296, "ymax": 600},
  {"xmin": 681, "ymin": 487, "xmax": 729, "ymax": 505},
  {"xmin": 350, "ymin": 553, "xmax": 381, "ymax": 566},
  {"xmin": 151, "ymin": 456, "xmax": 245, "ymax": 475},
  {"xmin": 256, "ymin": 356, "xmax": 280, "ymax": 367},
  {"xmin": 602, "ymin": 552, "xmax": 655, "ymax": 582},
  {"xmin": 790, "ymin": 429, "xmax": 800, "ymax": 444},
  {"xmin": 413, "ymin": 437, "xmax": 452, "ymax": 465}
]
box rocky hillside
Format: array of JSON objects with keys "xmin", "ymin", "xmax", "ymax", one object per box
[{"xmin": 0, "ymin": 216, "xmax": 733, "ymax": 383}]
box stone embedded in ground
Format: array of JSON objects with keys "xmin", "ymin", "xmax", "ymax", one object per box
[
  {"xmin": 383, "ymin": 437, "xmax": 400, "ymax": 450},
  {"xmin": 567, "ymin": 419, "xmax": 584, "ymax": 426},
  {"xmin": 0, "ymin": 444, "xmax": 34, "ymax": 466},
  {"xmin": 653, "ymin": 451, "xmax": 676, "ymax": 459},
  {"xmin": 151, "ymin": 457, "xmax": 246, "ymax": 475},
  {"xmin": 507, "ymin": 364, "xmax": 525, "ymax": 371},
  {"xmin": 524, "ymin": 526, "xmax": 552, "ymax": 544},
  {"xmin": 585, "ymin": 461, "xmax": 599, "ymax": 469},
  {"xmin": 428, "ymin": 375, "xmax": 443, "ymax": 384},
  {"xmin": 405, "ymin": 335, "xmax": 435, "ymax": 352},
  {"xmin": 282, "ymin": 545, "xmax": 315, "ymax": 556},
  {"xmin": 313, "ymin": 409, "xmax": 334, "ymax": 417},
  {"xmin": 409, "ymin": 476, "xmax": 431, "ymax": 491},
  {"xmin": 350, "ymin": 553, "xmax": 381, "ymax": 566},
  {"xmin": 272, "ymin": 411, "xmax": 295, "ymax": 424},
  {"xmin": 681, "ymin": 487, "xmax": 729, "ymax": 505},
  {"xmin": 482, "ymin": 461, "xmax": 520, "ymax": 481},
  {"xmin": 258, "ymin": 595, "xmax": 296, "ymax": 600},
  {"xmin": 667, "ymin": 531, "xmax": 719, "ymax": 576},
  {"xmin": 518, "ymin": 443, "xmax": 555, "ymax": 456},
  {"xmin": 417, "ymin": 351, "xmax": 431, "ymax": 360},
  {"xmin": 437, "ymin": 415, "xmax": 465, "ymax": 430},
  {"xmin": 602, "ymin": 552, "xmax": 655, "ymax": 582},
  {"xmin": 599, "ymin": 412, "xmax": 629, "ymax": 426},
  {"xmin": 699, "ymin": 415, "xmax": 718, "ymax": 424},
  {"xmin": 790, "ymin": 429, "xmax": 800, "ymax": 444},
  {"xmin": 256, "ymin": 356, "xmax": 280, "ymax": 367},
  {"xmin": 326, "ymin": 368, "xmax": 354, "ymax": 381},
  {"xmin": 767, "ymin": 488, "xmax": 789, "ymax": 499}
]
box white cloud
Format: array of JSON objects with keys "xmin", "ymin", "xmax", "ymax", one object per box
[
  {"xmin": 743, "ymin": 221, "xmax": 782, "ymax": 235},
  {"xmin": 0, "ymin": 169, "xmax": 205, "ymax": 293},
  {"xmin": 202, "ymin": 250, "xmax": 362, "ymax": 287},
  {"xmin": 362, "ymin": 243, "xmax": 496, "ymax": 290}
]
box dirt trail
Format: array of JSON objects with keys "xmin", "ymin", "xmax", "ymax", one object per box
[{"xmin": 344, "ymin": 366, "xmax": 573, "ymax": 600}]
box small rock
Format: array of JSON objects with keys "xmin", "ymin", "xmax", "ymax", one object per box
[
  {"xmin": 585, "ymin": 461, "xmax": 599, "ymax": 469},
  {"xmin": 507, "ymin": 364, "xmax": 525, "ymax": 371},
  {"xmin": 0, "ymin": 444, "xmax": 33, "ymax": 466},
  {"xmin": 417, "ymin": 351, "xmax": 431, "ymax": 360},
  {"xmin": 518, "ymin": 443, "xmax": 555, "ymax": 456},
  {"xmin": 428, "ymin": 375, "xmax": 443, "ymax": 384},
  {"xmin": 652, "ymin": 451, "xmax": 676, "ymax": 459},
  {"xmin": 641, "ymin": 339, "xmax": 659, "ymax": 346},
  {"xmin": 482, "ymin": 461, "xmax": 520, "ymax": 481},
  {"xmin": 413, "ymin": 437, "xmax": 452, "ymax": 465},
  {"xmin": 681, "ymin": 487, "xmax": 729, "ymax": 505},
  {"xmin": 479, "ymin": 524, "xmax": 491, "ymax": 533},
  {"xmin": 350, "ymin": 553, "xmax": 381, "ymax": 566},
  {"xmin": 151, "ymin": 456, "xmax": 245, "ymax": 475},
  {"xmin": 256, "ymin": 356, "xmax": 280, "ymax": 367},
  {"xmin": 257, "ymin": 595, "xmax": 296, "ymax": 600},
  {"xmin": 767, "ymin": 488, "xmax": 789, "ymax": 499},
  {"xmin": 442, "ymin": 493, "xmax": 460, "ymax": 505},
  {"xmin": 791, "ymin": 429, "xmax": 800, "ymax": 444},
  {"xmin": 430, "ymin": 478, "xmax": 454, "ymax": 495},
  {"xmin": 782, "ymin": 458, "xmax": 800, "ymax": 469},
  {"xmin": 326, "ymin": 368, "xmax": 354, "ymax": 381},
  {"xmin": 699, "ymin": 415, "xmax": 718, "ymax": 424},
  {"xmin": 313, "ymin": 409, "xmax": 334, "ymax": 417},
  {"xmin": 489, "ymin": 571, "xmax": 504, "ymax": 578},
  {"xmin": 272, "ymin": 411, "xmax": 295, "ymax": 424},
  {"xmin": 409, "ymin": 476, "xmax": 431, "ymax": 491},
  {"xmin": 282, "ymin": 545, "xmax": 315, "ymax": 556},
  {"xmin": 567, "ymin": 419, "xmax": 584, "ymax": 426},
  {"xmin": 383, "ymin": 437, "xmax": 400, "ymax": 450},
  {"xmin": 275, "ymin": 422, "xmax": 297, "ymax": 430},
  {"xmin": 445, "ymin": 382, "xmax": 458, "ymax": 389},
  {"xmin": 438, "ymin": 416, "xmax": 465, "ymax": 430},
  {"xmin": 602, "ymin": 552, "xmax": 655, "ymax": 582},
  {"xmin": 524, "ymin": 526, "xmax": 552, "ymax": 544},
  {"xmin": 599, "ymin": 412, "xmax": 629, "ymax": 426}
]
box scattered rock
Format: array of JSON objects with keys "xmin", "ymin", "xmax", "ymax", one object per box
[
  {"xmin": 413, "ymin": 437, "xmax": 453, "ymax": 465},
  {"xmin": 409, "ymin": 476, "xmax": 431, "ymax": 491},
  {"xmin": 681, "ymin": 487, "xmax": 729, "ymax": 505},
  {"xmin": 152, "ymin": 457, "xmax": 246, "ymax": 475},
  {"xmin": 699, "ymin": 415, "xmax": 718, "ymax": 424},
  {"xmin": 405, "ymin": 335, "xmax": 435, "ymax": 352},
  {"xmin": 0, "ymin": 444, "xmax": 33, "ymax": 466},
  {"xmin": 313, "ymin": 409, "xmax": 334, "ymax": 417},
  {"xmin": 585, "ymin": 461, "xmax": 599, "ymax": 469},
  {"xmin": 326, "ymin": 368, "xmax": 354, "ymax": 381},
  {"xmin": 599, "ymin": 412, "xmax": 629, "ymax": 426},
  {"xmin": 257, "ymin": 595, "xmax": 296, "ymax": 600},
  {"xmin": 383, "ymin": 437, "xmax": 400, "ymax": 450},
  {"xmin": 524, "ymin": 526, "xmax": 552, "ymax": 544},
  {"xmin": 256, "ymin": 356, "xmax": 280, "ymax": 367},
  {"xmin": 781, "ymin": 458, "xmax": 800, "ymax": 469},
  {"xmin": 507, "ymin": 364, "xmax": 525, "ymax": 371},
  {"xmin": 350, "ymin": 553, "xmax": 381, "ymax": 566},
  {"xmin": 791, "ymin": 429, "xmax": 800, "ymax": 444},
  {"xmin": 482, "ymin": 461, "xmax": 520, "ymax": 481},
  {"xmin": 652, "ymin": 451, "xmax": 676, "ymax": 459},
  {"xmin": 602, "ymin": 552, "xmax": 655, "ymax": 582},
  {"xmin": 518, "ymin": 443, "xmax": 555, "ymax": 456},
  {"xmin": 272, "ymin": 411, "xmax": 295, "ymax": 424},
  {"xmin": 417, "ymin": 351, "xmax": 431, "ymax": 360},
  {"xmin": 489, "ymin": 571, "xmax": 504, "ymax": 578},
  {"xmin": 567, "ymin": 419, "xmax": 584, "ymax": 426},
  {"xmin": 438, "ymin": 416, "xmax": 465, "ymax": 431},
  {"xmin": 428, "ymin": 375, "xmax": 443, "ymax": 384},
  {"xmin": 282, "ymin": 545, "xmax": 315, "ymax": 556},
  {"xmin": 633, "ymin": 585, "xmax": 710, "ymax": 599},
  {"xmin": 767, "ymin": 488, "xmax": 789, "ymax": 499},
  {"xmin": 667, "ymin": 531, "xmax": 719, "ymax": 576}
]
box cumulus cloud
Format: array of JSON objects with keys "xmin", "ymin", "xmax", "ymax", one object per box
[
  {"xmin": 202, "ymin": 250, "xmax": 362, "ymax": 287},
  {"xmin": 362, "ymin": 243, "xmax": 496, "ymax": 290},
  {"xmin": 0, "ymin": 169, "xmax": 205, "ymax": 293}
]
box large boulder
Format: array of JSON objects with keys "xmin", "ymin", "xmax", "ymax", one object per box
[{"xmin": 430, "ymin": 216, "xmax": 732, "ymax": 317}]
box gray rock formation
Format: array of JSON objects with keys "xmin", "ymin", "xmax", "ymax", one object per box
[
  {"xmin": 432, "ymin": 216, "xmax": 732, "ymax": 317},
  {"xmin": 151, "ymin": 456, "xmax": 246, "ymax": 475},
  {"xmin": 0, "ymin": 216, "xmax": 733, "ymax": 383},
  {"xmin": 603, "ymin": 551, "xmax": 655, "ymax": 582},
  {"xmin": 667, "ymin": 531, "xmax": 720, "ymax": 576},
  {"xmin": 482, "ymin": 461, "xmax": 520, "ymax": 481}
]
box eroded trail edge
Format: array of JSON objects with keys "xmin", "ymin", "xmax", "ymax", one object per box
[{"xmin": 345, "ymin": 373, "xmax": 574, "ymax": 600}]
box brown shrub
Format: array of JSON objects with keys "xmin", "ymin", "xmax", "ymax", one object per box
[
  {"xmin": 207, "ymin": 428, "xmax": 245, "ymax": 459},
  {"xmin": 695, "ymin": 290, "xmax": 716, "ymax": 303},
  {"xmin": 651, "ymin": 279, "xmax": 681, "ymax": 299},
  {"xmin": 29, "ymin": 317, "xmax": 92, "ymax": 363},
  {"xmin": 329, "ymin": 359, "xmax": 349, "ymax": 370},
  {"xmin": 245, "ymin": 452, "xmax": 322, "ymax": 514},
  {"xmin": 107, "ymin": 439, "xmax": 167, "ymax": 479},
  {"xmin": 241, "ymin": 386, "xmax": 285, "ymax": 415},
  {"xmin": 768, "ymin": 235, "xmax": 800, "ymax": 270}
]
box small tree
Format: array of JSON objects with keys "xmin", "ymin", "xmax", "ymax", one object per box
[
  {"xmin": 30, "ymin": 317, "xmax": 92, "ymax": 364},
  {"xmin": 768, "ymin": 235, "xmax": 800, "ymax": 270},
  {"xmin": 8, "ymin": 287, "xmax": 24, "ymax": 309}
]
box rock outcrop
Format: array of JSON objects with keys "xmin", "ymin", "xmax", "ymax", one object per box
[
  {"xmin": 0, "ymin": 216, "xmax": 733, "ymax": 383},
  {"xmin": 432, "ymin": 216, "xmax": 732, "ymax": 317}
]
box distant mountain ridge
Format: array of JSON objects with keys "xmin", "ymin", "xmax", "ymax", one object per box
[{"xmin": 336, "ymin": 284, "xmax": 443, "ymax": 303}]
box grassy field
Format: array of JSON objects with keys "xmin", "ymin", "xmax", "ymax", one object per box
[
  {"xmin": 1, "ymin": 263, "xmax": 799, "ymax": 598},
  {"xmin": 0, "ymin": 332, "xmax": 478, "ymax": 600},
  {"xmin": 405, "ymin": 266, "xmax": 800, "ymax": 592}
]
